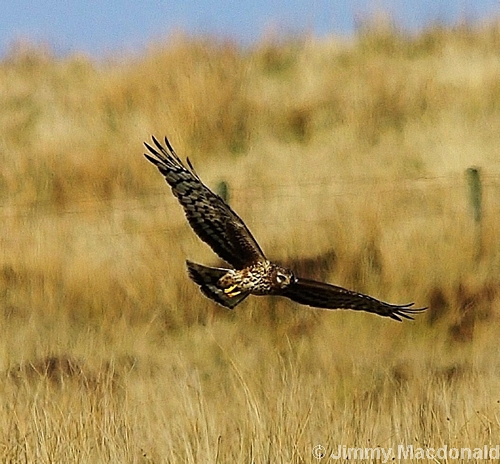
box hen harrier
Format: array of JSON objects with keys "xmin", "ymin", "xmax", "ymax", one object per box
[{"xmin": 144, "ymin": 136, "xmax": 426, "ymax": 321}]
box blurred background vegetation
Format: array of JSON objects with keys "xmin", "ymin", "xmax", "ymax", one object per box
[{"xmin": 0, "ymin": 20, "xmax": 499, "ymax": 462}]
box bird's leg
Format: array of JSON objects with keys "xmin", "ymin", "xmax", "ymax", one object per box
[{"xmin": 223, "ymin": 284, "xmax": 242, "ymax": 297}]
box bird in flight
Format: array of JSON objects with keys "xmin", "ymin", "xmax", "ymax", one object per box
[{"xmin": 144, "ymin": 136, "xmax": 426, "ymax": 321}]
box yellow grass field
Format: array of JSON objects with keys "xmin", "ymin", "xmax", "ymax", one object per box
[{"xmin": 1, "ymin": 21, "xmax": 500, "ymax": 462}]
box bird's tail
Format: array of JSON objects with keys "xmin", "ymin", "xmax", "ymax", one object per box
[{"xmin": 186, "ymin": 261, "xmax": 249, "ymax": 309}]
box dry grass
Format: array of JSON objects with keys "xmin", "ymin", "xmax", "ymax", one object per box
[{"xmin": 1, "ymin": 20, "xmax": 500, "ymax": 462}]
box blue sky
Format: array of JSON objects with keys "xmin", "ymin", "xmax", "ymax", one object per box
[{"xmin": 1, "ymin": 0, "xmax": 500, "ymax": 57}]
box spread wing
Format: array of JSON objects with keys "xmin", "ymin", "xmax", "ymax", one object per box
[
  {"xmin": 282, "ymin": 278, "xmax": 426, "ymax": 321},
  {"xmin": 144, "ymin": 136, "xmax": 266, "ymax": 269}
]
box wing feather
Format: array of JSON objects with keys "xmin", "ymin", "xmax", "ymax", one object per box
[
  {"xmin": 144, "ymin": 136, "xmax": 266, "ymax": 269},
  {"xmin": 282, "ymin": 278, "xmax": 426, "ymax": 321}
]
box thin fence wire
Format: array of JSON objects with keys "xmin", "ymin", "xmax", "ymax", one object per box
[
  {"xmin": 0, "ymin": 173, "xmax": 498, "ymax": 243},
  {"xmin": 1, "ymin": 172, "xmax": 499, "ymax": 216}
]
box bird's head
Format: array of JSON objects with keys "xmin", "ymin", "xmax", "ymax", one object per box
[{"xmin": 271, "ymin": 265, "xmax": 295, "ymax": 290}]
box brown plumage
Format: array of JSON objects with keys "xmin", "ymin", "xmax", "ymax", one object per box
[{"xmin": 144, "ymin": 136, "xmax": 426, "ymax": 321}]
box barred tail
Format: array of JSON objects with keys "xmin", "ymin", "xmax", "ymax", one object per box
[{"xmin": 186, "ymin": 261, "xmax": 249, "ymax": 309}]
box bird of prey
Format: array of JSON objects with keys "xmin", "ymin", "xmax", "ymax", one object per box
[{"xmin": 144, "ymin": 136, "xmax": 426, "ymax": 321}]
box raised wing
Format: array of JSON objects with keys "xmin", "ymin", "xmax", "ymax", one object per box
[
  {"xmin": 144, "ymin": 136, "xmax": 266, "ymax": 269},
  {"xmin": 282, "ymin": 277, "xmax": 426, "ymax": 321}
]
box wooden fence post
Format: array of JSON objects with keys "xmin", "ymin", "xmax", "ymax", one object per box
[
  {"xmin": 216, "ymin": 180, "xmax": 230, "ymax": 204},
  {"xmin": 465, "ymin": 167, "xmax": 482, "ymax": 260}
]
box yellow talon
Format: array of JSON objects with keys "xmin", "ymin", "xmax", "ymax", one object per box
[
  {"xmin": 223, "ymin": 284, "xmax": 238, "ymax": 294},
  {"xmin": 223, "ymin": 284, "xmax": 241, "ymax": 297}
]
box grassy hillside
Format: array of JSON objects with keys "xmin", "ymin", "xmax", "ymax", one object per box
[{"xmin": 0, "ymin": 21, "xmax": 500, "ymax": 462}]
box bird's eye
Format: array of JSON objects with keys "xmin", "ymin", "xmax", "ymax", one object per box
[{"xmin": 275, "ymin": 272, "xmax": 288, "ymax": 285}]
